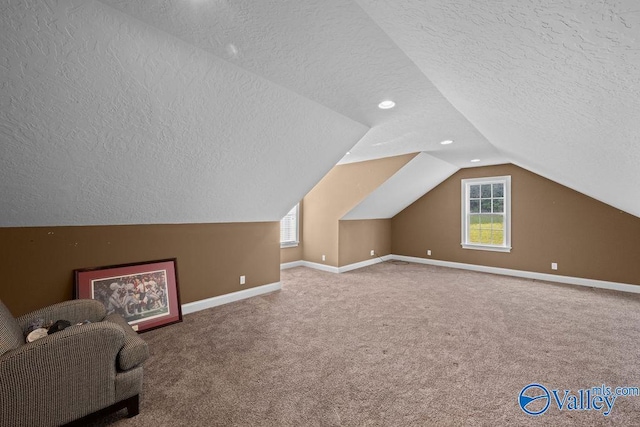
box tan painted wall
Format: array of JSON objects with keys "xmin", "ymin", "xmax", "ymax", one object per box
[
  {"xmin": 338, "ymin": 219, "xmax": 392, "ymax": 266},
  {"xmin": 0, "ymin": 222, "xmax": 280, "ymax": 316},
  {"xmin": 302, "ymin": 153, "xmax": 416, "ymax": 267},
  {"xmin": 280, "ymin": 243, "xmax": 303, "ymax": 264},
  {"xmin": 392, "ymin": 164, "xmax": 640, "ymax": 285}
]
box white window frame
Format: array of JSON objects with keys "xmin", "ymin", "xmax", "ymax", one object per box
[
  {"xmin": 280, "ymin": 204, "xmax": 299, "ymax": 248},
  {"xmin": 461, "ymin": 176, "xmax": 511, "ymax": 253}
]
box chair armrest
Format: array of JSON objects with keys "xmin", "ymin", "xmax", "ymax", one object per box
[
  {"xmin": 0, "ymin": 322, "xmax": 125, "ymax": 426},
  {"xmin": 16, "ymin": 299, "xmax": 107, "ymax": 331},
  {"xmin": 0, "ymin": 321, "xmax": 124, "ymax": 368},
  {"xmin": 104, "ymin": 313, "xmax": 149, "ymax": 370}
]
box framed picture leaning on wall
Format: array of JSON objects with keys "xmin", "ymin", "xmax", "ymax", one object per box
[{"xmin": 75, "ymin": 258, "xmax": 182, "ymax": 332}]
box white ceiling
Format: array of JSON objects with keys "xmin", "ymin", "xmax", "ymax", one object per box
[
  {"xmin": 342, "ymin": 153, "xmax": 458, "ymax": 220},
  {"xmin": 1, "ymin": 0, "xmax": 639, "ymax": 226},
  {"xmin": 355, "ymin": 0, "xmax": 640, "ymax": 218},
  {"xmin": 97, "ymin": 0, "xmax": 507, "ymax": 168}
]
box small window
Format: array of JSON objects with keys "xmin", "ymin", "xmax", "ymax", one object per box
[
  {"xmin": 461, "ymin": 176, "xmax": 511, "ymax": 252},
  {"xmin": 280, "ymin": 204, "xmax": 299, "ymax": 248}
]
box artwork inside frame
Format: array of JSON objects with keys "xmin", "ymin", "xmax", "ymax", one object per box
[{"xmin": 74, "ymin": 258, "xmax": 182, "ymax": 332}]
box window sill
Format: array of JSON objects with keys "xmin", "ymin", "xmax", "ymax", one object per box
[
  {"xmin": 280, "ymin": 242, "xmax": 299, "ymax": 249},
  {"xmin": 461, "ymin": 243, "xmax": 511, "ymax": 253}
]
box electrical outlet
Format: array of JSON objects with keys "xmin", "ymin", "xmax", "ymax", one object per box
[
  {"xmin": 370, "ymin": 250, "xmax": 375, "ymax": 256},
  {"xmin": 240, "ymin": 275, "xmax": 246, "ymax": 285},
  {"xmin": 551, "ymin": 263, "xmax": 558, "ymax": 271},
  {"xmin": 322, "ymin": 255, "xmax": 326, "ymax": 262},
  {"xmin": 427, "ymin": 250, "xmax": 432, "ymax": 256}
]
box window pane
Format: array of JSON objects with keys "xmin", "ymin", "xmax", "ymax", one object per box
[
  {"xmin": 462, "ymin": 176, "xmax": 510, "ymax": 250},
  {"xmin": 280, "ymin": 216, "xmax": 295, "ymax": 241},
  {"xmin": 475, "ymin": 215, "xmax": 490, "ymax": 230},
  {"xmin": 479, "ymin": 229, "xmax": 492, "ymax": 244},
  {"xmin": 280, "ymin": 204, "xmax": 298, "ymax": 244},
  {"xmin": 493, "ymin": 183, "xmax": 504, "ymax": 198},
  {"xmin": 490, "ymin": 214, "xmax": 504, "ymax": 229},
  {"xmin": 469, "ymin": 214, "xmax": 481, "ymax": 243},
  {"xmin": 469, "ymin": 215, "xmax": 480, "ymax": 243}
]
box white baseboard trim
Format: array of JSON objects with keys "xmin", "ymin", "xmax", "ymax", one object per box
[
  {"xmin": 280, "ymin": 256, "xmax": 394, "ymax": 274},
  {"xmin": 338, "ymin": 255, "xmax": 394, "ymax": 273},
  {"xmin": 280, "ymin": 254, "xmax": 639, "ymax": 294},
  {"xmin": 300, "ymin": 261, "xmax": 340, "ymax": 274},
  {"xmin": 280, "ymin": 260, "xmax": 304, "ymax": 270},
  {"xmin": 391, "ymin": 255, "xmax": 640, "ymax": 294},
  {"xmin": 181, "ymin": 281, "xmax": 282, "ymax": 315}
]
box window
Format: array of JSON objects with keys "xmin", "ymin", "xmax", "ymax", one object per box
[
  {"xmin": 461, "ymin": 176, "xmax": 511, "ymax": 252},
  {"xmin": 280, "ymin": 204, "xmax": 299, "ymax": 248}
]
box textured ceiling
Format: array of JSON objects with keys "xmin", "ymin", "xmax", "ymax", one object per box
[
  {"xmin": 98, "ymin": 0, "xmax": 505, "ymax": 169},
  {"xmin": 0, "ymin": 0, "xmax": 366, "ymax": 226},
  {"xmin": 342, "ymin": 153, "xmax": 458, "ymax": 220},
  {"xmin": 356, "ymin": 0, "xmax": 640, "ymax": 217},
  {"xmin": 1, "ymin": 0, "xmax": 639, "ymax": 226}
]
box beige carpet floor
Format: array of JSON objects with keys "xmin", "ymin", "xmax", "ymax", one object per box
[{"xmin": 92, "ymin": 262, "xmax": 640, "ymax": 426}]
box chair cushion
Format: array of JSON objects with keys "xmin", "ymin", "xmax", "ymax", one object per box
[{"xmin": 0, "ymin": 300, "xmax": 24, "ymax": 355}]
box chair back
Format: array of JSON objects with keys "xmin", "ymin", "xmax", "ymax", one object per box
[{"xmin": 0, "ymin": 299, "xmax": 23, "ymax": 355}]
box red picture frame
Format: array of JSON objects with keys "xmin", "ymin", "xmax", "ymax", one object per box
[{"xmin": 75, "ymin": 258, "xmax": 182, "ymax": 332}]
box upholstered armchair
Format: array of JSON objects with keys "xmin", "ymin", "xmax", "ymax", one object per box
[{"xmin": 0, "ymin": 298, "xmax": 149, "ymax": 427}]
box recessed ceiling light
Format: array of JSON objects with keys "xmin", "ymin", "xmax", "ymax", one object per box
[
  {"xmin": 346, "ymin": 151, "xmax": 351, "ymax": 155},
  {"xmin": 378, "ymin": 100, "xmax": 395, "ymax": 109},
  {"xmin": 440, "ymin": 140, "xmax": 453, "ymax": 145},
  {"xmin": 470, "ymin": 159, "xmax": 481, "ymax": 163}
]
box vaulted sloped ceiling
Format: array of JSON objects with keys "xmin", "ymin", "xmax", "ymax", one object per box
[
  {"xmin": 97, "ymin": 0, "xmax": 506, "ymax": 169},
  {"xmin": 2, "ymin": 0, "xmax": 639, "ymax": 227},
  {"xmin": 342, "ymin": 153, "xmax": 458, "ymax": 220},
  {"xmin": 0, "ymin": 0, "xmax": 367, "ymax": 226},
  {"xmin": 355, "ymin": 0, "xmax": 640, "ymax": 218}
]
